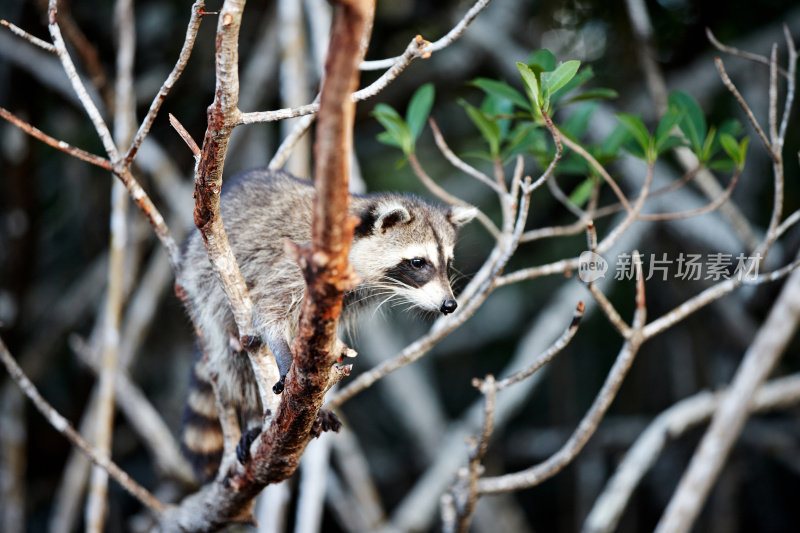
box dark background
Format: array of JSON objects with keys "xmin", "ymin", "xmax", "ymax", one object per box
[{"xmin": 1, "ymin": 0, "xmax": 799, "ymax": 531}]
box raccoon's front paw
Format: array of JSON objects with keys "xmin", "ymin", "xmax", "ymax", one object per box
[
  {"xmin": 236, "ymin": 426, "xmax": 263, "ymax": 465},
  {"xmin": 272, "ymin": 376, "xmax": 286, "ymax": 395}
]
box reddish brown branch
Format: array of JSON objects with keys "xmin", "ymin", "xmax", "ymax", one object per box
[{"xmin": 161, "ymin": 1, "xmax": 373, "ymax": 529}]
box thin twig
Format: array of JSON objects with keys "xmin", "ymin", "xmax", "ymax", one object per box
[
  {"xmin": 715, "ymin": 57, "xmax": 779, "ymax": 162},
  {"xmin": 584, "ymin": 373, "xmax": 800, "ymax": 533},
  {"xmin": 636, "ymin": 168, "xmax": 741, "ymax": 221},
  {"xmin": 777, "ymin": 26, "xmax": 797, "ymax": 143},
  {"xmin": 407, "ymin": 152, "xmax": 500, "ymax": 238},
  {"xmin": 123, "ymin": 0, "xmax": 205, "ymax": 166},
  {"xmin": 775, "ymin": 208, "xmax": 800, "ymax": 239},
  {"xmin": 0, "ymin": 337, "xmax": 165, "ymax": 514},
  {"xmin": 0, "ymin": 106, "xmax": 112, "ymax": 170},
  {"xmin": 558, "ymin": 127, "xmax": 632, "ymax": 214},
  {"xmin": 277, "ymin": 0, "xmax": 312, "ymax": 176},
  {"xmin": 328, "ymin": 173, "xmax": 536, "ymax": 409},
  {"xmin": 586, "ymin": 222, "xmax": 632, "ymax": 338},
  {"xmin": 495, "ymin": 302, "xmax": 585, "ymax": 390},
  {"xmin": 240, "ymin": 0, "xmax": 491, "ymax": 126},
  {"xmin": 476, "ymin": 252, "xmax": 646, "ymax": 495},
  {"xmin": 654, "ymin": 262, "xmax": 800, "ymax": 533},
  {"xmin": 706, "ymin": 27, "xmax": 789, "ymax": 77},
  {"xmin": 592, "ymin": 166, "xmax": 699, "ymax": 220},
  {"xmin": 169, "ymin": 113, "xmax": 201, "ymax": 157},
  {"xmin": 520, "ymin": 218, "xmax": 587, "ymax": 243},
  {"xmin": 448, "ymin": 375, "xmax": 497, "ymax": 533},
  {"xmin": 360, "ymin": 0, "xmax": 493, "ymax": 71},
  {"xmin": 429, "ymin": 118, "xmax": 504, "ymax": 196},
  {"xmin": 0, "ymin": 19, "xmax": 56, "ymax": 52},
  {"xmin": 85, "ymin": 0, "xmax": 137, "ymax": 525},
  {"xmin": 269, "ymin": 112, "xmax": 316, "ymax": 170}
]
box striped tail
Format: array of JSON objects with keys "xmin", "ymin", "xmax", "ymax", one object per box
[{"xmin": 181, "ymin": 355, "xmax": 223, "ymax": 483}]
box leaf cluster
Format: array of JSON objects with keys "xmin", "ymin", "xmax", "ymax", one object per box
[{"xmin": 372, "ymin": 49, "xmax": 749, "ymax": 208}]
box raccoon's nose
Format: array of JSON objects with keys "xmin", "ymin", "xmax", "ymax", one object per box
[{"xmin": 440, "ymin": 299, "xmax": 457, "ymax": 315}]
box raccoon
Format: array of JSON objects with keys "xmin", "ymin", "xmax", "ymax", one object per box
[{"xmin": 179, "ymin": 168, "xmax": 475, "ymax": 481}]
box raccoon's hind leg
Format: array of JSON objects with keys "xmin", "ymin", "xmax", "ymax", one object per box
[{"xmin": 181, "ymin": 356, "xmax": 223, "ymax": 483}]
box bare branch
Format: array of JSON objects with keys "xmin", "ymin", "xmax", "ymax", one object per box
[
  {"xmin": 268, "ymin": 112, "xmax": 316, "ymax": 170},
  {"xmin": 445, "ymin": 375, "xmax": 497, "ymax": 533},
  {"xmin": 87, "ymin": 0, "xmax": 138, "ymax": 523},
  {"xmin": 655, "ymin": 264, "xmax": 800, "ymax": 533},
  {"xmin": 477, "ymin": 252, "xmax": 646, "ymax": 495},
  {"xmin": 0, "ymin": 106, "xmax": 112, "ymax": 170},
  {"xmin": 429, "ymin": 118, "xmax": 505, "ymax": 196},
  {"xmin": 520, "ymin": 218, "xmax": 587, "ymax": 243},
  {"xmin": 241, "ymin": 0, "xmax": 492, "ymax": 126},
  {"xmin": 636, "ymin": 168, "xmax": 741, "ymax": 221},
  {"xmin": 495, "ymin": 302, "xmax": 585, "ymax": 390},
  {"xmin": 557, "ymin": 126, "xmax": 632, "ymax": 214},
  {"xmin": 328, "ymin": 172, "xmax": 536, "ymax": 409},
  {"xmin": 169, "ymin": 113, "xmax": 201, "ymax": 157},
  {"xmin": 584, "ymin": 373, "xmax": 800, "ymax": 533},
  {"xmin": 162, "ymin": 1, "xmax": 374, "ymax": 528},
  {"xmin": 715, "ymin": 57, "xmax": 779, "ymax": 162},
  {"xmin": 778, "ymin": 26, "xmax": 797, "ymax": 142},
  {"xmin": 0, "ymin": 18, "xmax": 56, "ymax": 52},
  {"xmin": 359, "ymin": 0, "xmax": 493, "ymax": 71},
  {"xmin": 407, "ymin": 152, "xmax": 500, "ymax": 239},
  {"xmin": 706, "ymin": 27, "xmax": 789, "ymax": 77},
  {"xmin": 123, "ymin": 0, "xmax": 205, "ymax": 166},
  {"xmin": 0, "ymin": 337, "xmax": 165, "ymax": 514}
]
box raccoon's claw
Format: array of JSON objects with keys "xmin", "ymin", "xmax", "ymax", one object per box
[
  {"xmin": 272, "ymin": 376, "xmax": 286, "ymax": 395},
  {"xmin": 236, "ymin": 426, "xmax": 262, "ymax": 465}
]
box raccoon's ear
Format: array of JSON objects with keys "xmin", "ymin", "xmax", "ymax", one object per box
[
  {"xmin": 449, "ymin": 205, "xmax": 478, "ymax": 227},
  {"xmin": 374, "ymin": 202, "xmax": 412, "ymax": 232}
]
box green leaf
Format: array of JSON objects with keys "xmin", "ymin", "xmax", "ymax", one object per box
[
  {"xmin": 481, "ymin": 94, "xmax": 513, "ymax": 141},
  {"xmin": 656, "ymin": 135, "xmax": 685, "ymax": 155},
  {"xmin": 597, "ymin": 124, "xmax": 630, "ymax": 160},
  {"xmin": 516, "ymin": 62, "xmax": 541, "ymax": 113},
  {"xmin": 668, "ymin": 91, "xmax": 707, "ymax": 154},
  {"xmin": 738, "ymin": 137, "xmax": 750, "ymax": 166},
  {"xmin": 555, "ymin": 153, "xmax": 591, "ymax": 175},
  {"xmin": 542, "ymin": 60, "xmax": 581, "ymax": 103},
  {"xmin": 376, "ymin": 131, "xmax": 403, "ymax": 150},
  {"xmin": 551, "ymin": 66, "xmax": 594, "ymax": 103},
  {"xmin": 561, "ymin": 102, "xmax": 597, "ymax": 140},
  {"xmin": 562, "ymin": 88, "xmax": 619, "ymax": 104},
  {"xmin": 372, "ymin": 103, "xmax": 413, "ymax": 155},
  {"xmin": 462, "ymin": 101, "xmax": 501, "ymax": 157},
  {"xmin": 568, "ymin": 177, "xmax": 595, "ymax": 207},
  {"xmin": 502, "ymin": 122, "xmax": 543, "ymax": 160},
  {"xmin": 709, "ymin": 159, "xmax": 736, "ymax": 172},
  {"xmin": 719, "ymin": 133, "xmax": 738, "ymax": 159},
  {"xmin": 654, "ymin": 107, "xmax": 684, "ymax": 153},
  {"xmin": 470, "ymin": 78, "xmax": 531, "ymax": 111},
  {"xmin": 707, "ymin": 119, "xmax": 743, "ymax": 157},
  {"xmin": 720, "ymin": 133, "xmax": 748, "ymax": 169},
  {"xmin": 527, "ymin": 49, "xmax": 556, "ymax": 74},
  {"xmin": 461, "ymin": 149, "xmax": 495, "ymax": 162},
  {"xmin": 406, "ymin": 83, "xmax": 435, "ymax": 142},
  {"xmin": 700, "ymin": 126, "xmax": 716, "ymax": 162},
  {"xmin": 617, "ymin": 113, "xmax": 651, "ymax": 158}
]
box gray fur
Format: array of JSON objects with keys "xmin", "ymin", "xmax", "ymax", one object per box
[{"xmin": 180, "ymin": 168, "xmax": 474, "ymax": 419}]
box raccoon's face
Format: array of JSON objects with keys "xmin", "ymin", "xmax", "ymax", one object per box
[{"xmin": 350, "ymin": 197, "xmax": 476, "ymax": 315}]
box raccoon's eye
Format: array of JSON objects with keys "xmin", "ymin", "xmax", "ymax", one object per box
[{"xmin": 410, "ymin": 257, "xmax": 426, "ymax": 269}]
